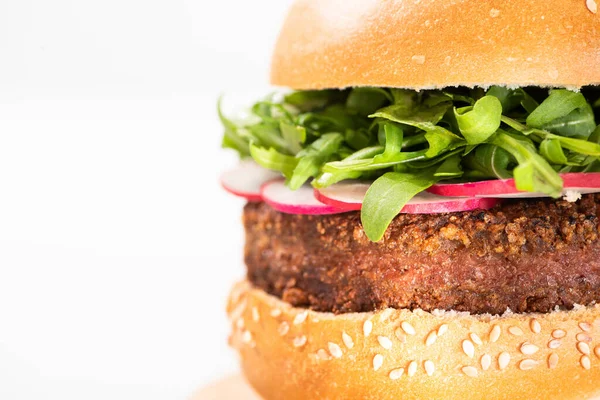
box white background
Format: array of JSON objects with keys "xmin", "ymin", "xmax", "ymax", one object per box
[{"xmin": 0, "ymin": 0, "xmax": 294, "ymax": 398}]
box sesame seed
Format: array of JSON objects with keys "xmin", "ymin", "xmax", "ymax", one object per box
[
  {"xmin": 520, "ymin": 342, "xmax": 539, "ymax": 355},
  {"xmin": 316, "ymin": 349, "xmax": 330, "ymax": 360},
  {"xmin": 270, "ymin": 308, "xmax": 281, "ymax": 318},
  {"xmin": 373, "ymin": 354, "xmax": 384, "ymax": 371},
  {"xmin": 278, "ymin": 321, "xmax": 290, "ymax": 336},
  {"xmin": 578, "ymin": 341, "xmax": 591, "ymax": 355},
  {"xmin": 342, "ymin": 331, "xmax": 354, "ymax": 349},
  {"xmin": 389, "ymin": 368, "xmax": 404, "ymax": 380},
  {"xmin": 481, "ymin": 354, "xmax": 491, "ymax": 371},
  {"xmin": 552, "ymin": 329, "xmax": 566, "ymax": 339},
  {"xmin": 293, "ymin": 336, "xmax": 307, "ymax": 348},
  {"xmin": 462, "ymin": 366, "xmax": 478, "ymax": 377},
  {"xmin": 378, "ymin": 336, "xmax": 393, "ymax": 350},
  {"xmin": 236, "ymin": 318, "xmax": 245, "ymax": 330},
  {"xmin": 576, "ymin": 333, "xmax": 592, "ymax": 343},
  {"xmin": 363, "ymin": 320, "xmax": 373, "ymax": 337},
  {"xmin": 425, "ymin": 331, "xmax": 438, "ymax": 346},
  {"xmin": 498, "ymin": 352, "xmax": 510, "ymax": 370},
  {"xmin": 293, "ymin": 311, "xmax": 308, "ymax": 325},
  {"xmin": 437, "ymin": 324, "xmax": 448, "ymax": 337},
  {"xmin": 408, "ymin": 361, "xmax": 418, "ymax": 377},
  {"xmin": 401, "ymin": 321, "xmax": 416, "ymax": 336},
  {"xmin": 595, "ymin": 345, "xmax": 600, "ymax": 359},
  {"xmin": 394, "ymin": 328, "xmax": 407, "ymax": 343},
  {"xmin": 462, "ymin": 340, "xmax": 475, "ymax": 358},
  {"xmin": 242, "ymin": 330, "xmax": 252, "ymax": 344},
  {"xmin": 581, "ymin": 355, "xmax": 591, "ymax": 370},
  {"xmin": 424, "ymin": 360, "xmax": 435, "ymax": 376},
  {"xmin": 328, "ymin": 342, "xmax": 343, "ymax": 358},
  {"xmin": 548, "ymin": 353, "xmax": 559, "ymax": 369},
  {"xmin": 489, "ymin": 8, "xmax": 500, "ymax": 17},
  {"xmin": 519, "ymin": 359, "xmax": 538, "ymax": 370},
  {"xmin": 508, "ymin": 326, "xmax": 524, "ymax": 336},
  {"xmin": 489, "ymin": 325, "xmax": 501, "ymax": 343},
  {"xmin": 470, "ymin": 333, "xmax": 483, "ymax": 346},
  {"xmin": 252, "ymin": 307, "xmax": 260, "ymax": 322},
  {"xmin": 587, "ymin": 0, "xmax": 598, "ymax": 14},
  {"xmin": 530, "ymin": 319, "xmax": 541, "ymax": 334},
  {"xmin": 411, "ymin": 55, "xmax": 426, "ymax": 65},
  {"xmin": 579, "ymin": 322, "xmax": 592, "ymax": 332},
  {"xmin": 548, "ymin": 339, "xmax": 562, "ymax": 349}
]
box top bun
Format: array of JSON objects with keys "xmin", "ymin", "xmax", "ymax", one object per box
[{"xmin": 270, "ymin": 0, "xmax": 600, "ymax": 90}]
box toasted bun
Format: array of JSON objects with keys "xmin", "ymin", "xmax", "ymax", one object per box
[
  {"xmin": 228, "ymin": 280, "xmax": 600, "ymax": 400},
  {"xmin": 270, "ymin": 0, "xmax": 600, "ymax": 90}
]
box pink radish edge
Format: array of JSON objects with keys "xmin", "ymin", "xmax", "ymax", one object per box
[
  {"xmin": 315, "ymin": 182, "xmax": 502, "ymax": 214},
  {"xmin": 220, "ymin": 161, "xmax": 281, "ymax": 202},
  {"xmin": 260, "ymin": 179, "xmax": 348, "ymax": 215},
  {"xmin": 428, "ymin": 173, "xmax": 600, "ymax": 198}
]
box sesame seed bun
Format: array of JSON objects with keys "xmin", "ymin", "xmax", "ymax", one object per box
[
  {"xmin": 228, "ymin": 280, "xmax": 600, "ymax": 400},
  {"xmin": 270, "ymin": 0, "xmax": 600, "ymax": 90}
]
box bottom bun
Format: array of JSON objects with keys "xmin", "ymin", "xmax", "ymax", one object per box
[{"xmin": 227, "ymin": 280, "xmax": 600, "ymax": 400}]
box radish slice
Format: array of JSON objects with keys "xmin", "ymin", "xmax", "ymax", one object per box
[
  {"xmin": 261, "ymin": 179, "xmax": 348, "ymax": 215},
  {"xmin": 314, "ymin": 181, "xmax": 368, "ymax": 211},
  {"xmin": 315, "ymin": 181, "xmax": 501, "ymax": 213},
  {"xmin": 220, "ymin": 161, "xmax": 281, "ymax": 201},
  {"xmin": 428, "ymin": 173, "xmax": 600, "ymax": 198}
]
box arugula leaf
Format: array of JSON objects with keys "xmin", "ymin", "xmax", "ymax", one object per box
[
  {"xmin": 490, "ymin": 130, "xmax": 562, "ymax": 196},
  {"xmin": 249, "ymin": 143, "xmax": 298, "ymax": 179},
  {"xmin": 527, "ymin": 90, "xmax": 595, "ymax": 138},
  {"xmin": 539, "ymin": 139, "xmax": 568, "ymax": 164},
  {"xmin": 454, "ymin": 96, "xmax": 502, "ymax": 144},
  {"xmin": 361, "ymin": 170, "xmax": 438, "ymax": 241},
  {"xmin": 434, "ymin": 154, "xmax": 463, "ymax": 178},
  {"xmin": 463, "ymin": 144, "xmax": 513, "ymax": 179},
  {"xmin": 218, "ymin": 97, "xmax": 250, "ymax": 156},
  {"xmin": 289, "ymin": 133, "xmax": 344, "ymax": 189},
  {"xmin": 280, "ymin": 122, "xmax": 306, "ymax": 154},
  {"xmin": 346, "ymin": 87, "xmax": 392, "ymax": 115},
  {"xmin": 284, "ymin": 90, "xmax": 345, "ymax": 112},
  {"xmin": 313, "ymin": 146, "xmax": 383, "ymax": 188}
]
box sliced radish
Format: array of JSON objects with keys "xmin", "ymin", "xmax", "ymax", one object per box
[
  {"xmin": 428, "ymin": 173, "xmax": 600, "ymax": 198},
  {"xmin": 261, "ymin": 179, "xmax": 348, "ymax": 215},
  {"xmin": 220, "ymin": 160, "xmax": 281, "ymax": 201},
  {"xmin": 315, "ymin": 181, "xmax": 501, "ymax": 213},
  {"xmin": 314, "ymin": 181, "xmax": 368, "ymax": 211}
]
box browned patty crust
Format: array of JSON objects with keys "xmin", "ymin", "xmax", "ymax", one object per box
[{"xmin": 244, "ymin": 195, "xmax": 600, "ymax": 315}]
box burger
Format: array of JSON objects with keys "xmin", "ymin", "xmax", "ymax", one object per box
[{"xmin": 218, "ymin": 0, "xmax": 600, "ymax": 398}]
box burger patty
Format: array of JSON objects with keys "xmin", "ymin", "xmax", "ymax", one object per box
[{"xmin": 244, "ymin": 194, "xmax": 600, "ymax": 315}]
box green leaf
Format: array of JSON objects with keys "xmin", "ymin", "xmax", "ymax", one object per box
[
  {"xmin": 284, "ymin": 90, "xmax": 345, "ymax": 112},
  {"xmin": 539, "ymin": 139, "xmax": 568, "ymax": 164},
  {"xmin": 424, "ymin": 128, "xmax": 466, "ymax": 157},
  {"xmin": 502, "ymin": 116, "xmax": 600, "ymax": 156},
  {"xmin": 289, "ymin": 133, "xmax": 344, "ymax": 189},
  {"xmin": 346, "ymin": 87, "xmax": 392, "ymax": 115},
  {"xmin": 434, "ymin": 154, "xmax": 463, "ymax": 178},
  {"xmin": 372, "ymin": 123, "xmax": 403, "ymax": 163},
  {"xmin": 486, "ymin": 86, "xmax": 522, "ymax": 112},
  {"xmin": 526, "ymin": 90, "xmax": 595, "ymax": 138},
  {"xmin": 217, "ymin": 97, "xmax": 250, "ymax": 156},
  {"xmin": 361, "ymin": 170, "xmax": 438, "ymax": 241},
  {"xmin": 463, "ymin": 144, "xmax": 513, "ymax": 179},
  {"xmin": 313, "ymin": 146, "xmax": 383, "ymax": 188},
  {"xmin": 249, "ymin": 143, "xmax": 298, "ymax": 179},
  {"xmin": 280, "ymin": 122, "xmax": 306, "ymax": 154},
  {"xmin": 371, "ymin": 99, "xmax": 451, "ymax": 128},
  {"xmin": 490, "ymin": 130, "xmax": 562, "ymax": 196},
  {"xmin": 454, "ymin": 95, "xmax": 502, "ymax": 144}
]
